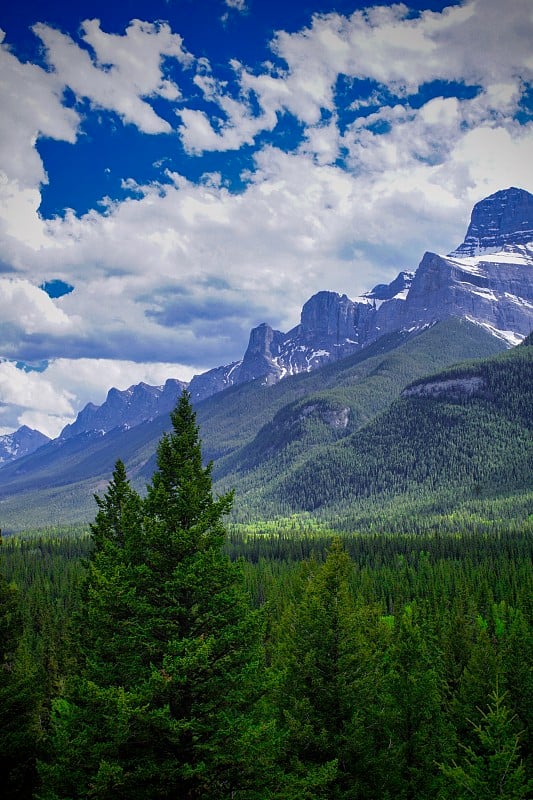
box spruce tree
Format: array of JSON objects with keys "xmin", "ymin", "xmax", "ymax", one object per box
[
  {"xmin": 40, "ymin": 391, "xmax": 273, "ymax": 800},
  {"xmin": 441, "ymin": 686, "xmax": 533, "ymax": 799},
  {"xmin": 273, "ymin": 539, "xmax": 376, "ymax": 798},
  {"xmin": 0, "ymin": 560, "xmax": 40, "ymax": 799}
]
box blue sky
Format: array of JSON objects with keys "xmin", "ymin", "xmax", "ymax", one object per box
[{"xmin": 0, "ymin": 0, "xmax": 532, "ymax": 436}]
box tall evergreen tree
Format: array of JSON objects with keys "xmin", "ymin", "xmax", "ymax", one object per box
[
  {"xmin": 273, "ymin": 539, "xmax": 387, "ymax": 799},
  {"xmin": 39, "ymin": 391, "xmax": 274, "ymax": 799},
  {"xmin": 0, "ymin": 557, "xmax": 40, "ymax": 799},
  {"xmin": 379, "ymin": 603, "xmax": 454, "ymax": 800}
]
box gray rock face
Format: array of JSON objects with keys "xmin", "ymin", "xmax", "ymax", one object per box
[
  {"xmin": 385, "ymin": 246, "xmax": 533, "ymax": 343},
  {"xmin": 451, "ymin": 187, "xmax": 533, "ymax": 256},
  {"xmin": 188, "ymin": 188, "xmax": 533, "ymax": 403},
  {"xmin": 188, "ymin": 361, "xmax": 242, "ymax": 403},
  {"xmin": 402, "ymin": 376, "xmax": 486, "ymax": 401},
  {"xmin": 0, "ymin": 425, "xmax": 50, "ymax": 467},
  {"xmin": 60, "ymin": 378, "xmax": 186, "ymax": 440},
  {"xmin": 238, "ymin": 323, "xmax": 286, "ymax": 385}
]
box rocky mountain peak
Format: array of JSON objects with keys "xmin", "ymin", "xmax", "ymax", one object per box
[
  {"xmin": 367, "ymin": 271, "xmax": 414, "ymax": 301},
  {"xmin": 59, "ymin": 378, "xmax": 186, "ymax": 441},
  {"xmin": 0, "ymin": 426, "xmax": 50, "ymax": 467},
  {"xmin": 300, "ymin": 291, "xmax": 365, "ymax": 339},
  {"xmin": 450, "ymin": 187, "xmax": 533, "ymax": 257}
]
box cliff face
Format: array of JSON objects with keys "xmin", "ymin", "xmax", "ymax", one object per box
[
  {"xmin": 0, "ymin": 426, "xmax": 50, "ymax": 467},
  {"xmin": 386, "ymin": 247, "xmax": 533, "ymax": 343},
  {"xmin": 451, "ymin": 187, "xmax": 533, "ymax": 256},
  {"xmin": 189, "ymin": 188, "xmax": 533, "ymax": 403}
]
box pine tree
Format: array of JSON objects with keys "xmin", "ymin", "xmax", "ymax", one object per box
[
  {"xmin": 441, "ymin": 686, "xmax": 533, "ymax": 799},
  {"xmin": 90, "ymin": 458, "xmax": 141, "ymax": 553},
  {"xmin": 273, "ymin": 538, "xmax": 383, "ymax": 798},
  {"xmin": 39, "ymin": 391, "xmax": 274, "ymax": 799},
  {"xmin": 379, "ymin": 603, "xmax": 454, "ymax": 800},
  {"xmin": 0, "ymin": 559, "xmax": 40, "ymax": 799}
]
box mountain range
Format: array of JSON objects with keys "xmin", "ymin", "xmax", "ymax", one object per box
[{"xmin": 0, "ymin": 186, "xmax": 532, "ymax": 529}]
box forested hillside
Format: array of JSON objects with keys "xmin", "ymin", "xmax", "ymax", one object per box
[{"xmin": 218, "ymin": 332, "xmax": 533, "ymax": 525}]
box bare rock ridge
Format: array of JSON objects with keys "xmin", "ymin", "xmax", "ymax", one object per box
[
  {"xmin": 189, "ymin": 187, "xmax": 533, "ymax": 402},
  {"xmin": 59, "ymin": 378, "xmax": 187, "ymax": 440},
  {"xmin": 0, "ymin": 426, "xmax": 50, "ymax": 467}
]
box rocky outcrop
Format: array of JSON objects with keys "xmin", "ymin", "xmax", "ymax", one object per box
[
  {"xmin": 190, "ymin": 188, "xmax": 533, "ymax": 405},
  {"xmin": 188, "ymin": 361, "xmax": 242, "ymax": 403},
  {"xmin": 54, "ymin": 188, "xmax": 533, "ymax": 425},
  {"xmin": 402, "ymin": 375, "xmax": 486, "ymax": 400},
  {"xmin": 383, "ymin": 246, "xmax": 533, "ymax": 344}
]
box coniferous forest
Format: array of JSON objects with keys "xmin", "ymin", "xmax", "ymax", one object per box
[{"xmin": 1, "ymin": 392, "xmax": 532, "ymax": 799}]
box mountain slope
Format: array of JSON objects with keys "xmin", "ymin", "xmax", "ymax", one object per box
[
  {"xmin": 0, "ymin": 318, "xmax": 505, "ymax": 528},
  {"xmin": 0, "ymin": 187, "xmax": 531, "ymax": 529},
  {"xmin": 59, "ymin": 378, "xmax": 186, "ymax": 440},
  {"xmin": 207, "ymin": 318, "xmax": 505, "ymax": 485},
  {"xmin": 0, "ymin": 426, "xmax": 50, "ymax": 467},
  {"xmin": 258, "ymin": 339, "xmax": 533, "ymax": 520}
]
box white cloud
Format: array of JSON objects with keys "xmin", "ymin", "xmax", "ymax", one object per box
[
  {"xmin": 33, "ymin": 18, "xmax": 192, "ymax": 134},
  {"xmin": 0, "ymin": 279, "xmax": 78, "ymax": 337},
  {"xmin": 174, "ymin": 0, "xmax": 533, "ymax": 162},
  {"xmin": 178, "ymin": 64, "xmax": 277, "ymax": 153},
  {"xmin": 0, "ymin": 360, "xmax": 75, "ymax": 437},
  {"xmin": 225, "ymin": 0, "xmax": 247, "ymax": 10},
  {"xmin": 0, "ymin": 29, "xmax": 79, "ymax": 189}
]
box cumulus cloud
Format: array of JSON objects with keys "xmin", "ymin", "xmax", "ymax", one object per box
[
  {"xmin": 0, "ymin": 278, "xmax": 78, "ymax": 339},
  {"xmin": 0, "ymin": 360, "xmax": 76, "ymax": 437},
  {"xmin": 178, "ymin": 63, "xmax": 277, "ymax": 153},
  {"xmin": 187, "ymin": 0, "xmax": 532, "ymax": 156},
  {"xmin": 225, "ymin": 0, "xmax": 247, "ymax": 10},
  {"xmin": 0, "ymin": 29, "xmax": 79, "ymax": 189},
  {"xmin": 34, "ymin": 18, "xmax": 192, "ymax": 134}
]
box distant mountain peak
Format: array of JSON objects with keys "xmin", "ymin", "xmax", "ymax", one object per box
[
  {"xmin": 59, "ymin": 377, "xmax": 187, "ymax": 441},
  {"xmin": 450, "ymin": 187, "xmax": 533, "ymax": 257},
  {"xmin": 0, "ymin": 426, "xmax": 50, "ymax": 467}
]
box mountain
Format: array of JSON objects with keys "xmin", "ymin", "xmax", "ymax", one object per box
[
  {"xmin": 451, "ymin": 186, "xmax": 533, "ymax": 255},
  {"xmin": 263, "ymin": 337, "xmax": 533, "ymax": 522},
  {"xmin": 0, "ymin": 319, "xmax": 506, "ymax": 528},
  {"xmin": 59, "ymin": 378, "xmax": 187, "ymax": 440},
  {"xmin": 190, "ymin": 188, "xmax": 533, "ymax": 401},
  {"xmin": 0, "ymin": 187, "xmax": 532, "ymax": 529},
  {"xmin": 0, "ymin": 426, "xmax": 50, "ymax": 467},
  {"xmin": 9, "ymin": 187, "xmax": 531, "ymax": 438}
]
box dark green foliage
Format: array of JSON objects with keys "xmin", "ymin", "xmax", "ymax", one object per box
[
  {"xmin": 3, "ymin": 334, "xmax": 533, "ymax": 797},
  {"xmin": 39, "ymin": 391, "xmax": 273, "ymax": 800},
  {"xmin": 3, "ymin": 521, "xmax": 532, "ymax": 798},
  {"xmin": 260, "ymin": 338, "xmax": 533, "ymax": 519},
  {"xmin": 441, "ymin": 686, "xmax": 533, "ymax": 799},
  {"xmin": 0, "ymin": 558, "xmax": 41, "ymax": 799}
]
